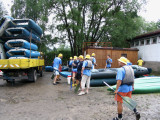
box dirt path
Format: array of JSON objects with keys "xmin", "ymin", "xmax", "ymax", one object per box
[{"xmin": 0, "ymin": 72, "xmax": 159, "ymax": 120}]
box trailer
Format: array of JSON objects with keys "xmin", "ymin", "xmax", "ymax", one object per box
[
  {"xmin": 0, "ymin": 16, "xmax": 44, "ymax": 84},
  {"xmin": 0, "ymin": 58, "xmax": 44, "ymax": 83}
]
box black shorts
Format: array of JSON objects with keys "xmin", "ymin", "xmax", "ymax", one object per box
[{"xmin": 75, "ymin": 73, "xmax": 82, "ymax": 81}]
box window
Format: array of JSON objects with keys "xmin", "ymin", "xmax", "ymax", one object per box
[
  {"xmin": 152, "ymin": 37, "xmax": 157, "ymax": 44},
  {"xmin": 146, "ymin": 39, "xmax": 150, "ymax": 45},
  {"xmin": 121, "ymin": 54, "xmax": 127, "ymax": 58},
  {"xmin": 135, "ymin": 41, "xmax": 139, "ymax": 46},
  {"xmin": 140, "ymin": 40, "xmax": 144, "ymax": 46}
]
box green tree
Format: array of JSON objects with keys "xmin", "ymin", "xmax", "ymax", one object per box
[
  {"xmin": 137, "ymin": 17, "xmax": 159, "ymax": 34},
  {"xmin": 49, "ymin": 0, "xmax": 146, "ymax": 55},
  {"xmin": 11, "ymin": 0, "xmax": 149, "ymax": 56}
]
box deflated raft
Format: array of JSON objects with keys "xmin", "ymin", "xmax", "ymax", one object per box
[
  {"xmin": 6, "ymin": 48, "xmax": 40, "ymax": 58},
  {"xmin": 5, "ymin": 39, "xmax": 38, "ymax": 51},
  {"xmin": 107, "ymin": 77, "xmax": 160, "ymax": 94}
]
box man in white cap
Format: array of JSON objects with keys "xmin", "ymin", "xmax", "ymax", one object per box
[{"xmin": 113, "ymin": 57, "xmax": 135, "ymax": 120}]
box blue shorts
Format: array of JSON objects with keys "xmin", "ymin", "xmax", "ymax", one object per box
[{"xmin": 72, "ymin": 69, "xmax": 77, "ymax": 73}]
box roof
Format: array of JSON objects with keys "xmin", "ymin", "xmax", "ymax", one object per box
[
  {"xmin": 86, "ymin": 46, "xmax": 139, "ymax": 51},
  {"xmin": 133, "ymin": 29, "xmax": 160, "ymax": 40}
]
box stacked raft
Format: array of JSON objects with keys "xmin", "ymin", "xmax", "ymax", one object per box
[
  {"xmin": 0, "ymin": 16, "xmax": 42, "ymax": 59},
  {"xmin": 107, "ymin": 77, "xmax": 160, "ymax": 94}
]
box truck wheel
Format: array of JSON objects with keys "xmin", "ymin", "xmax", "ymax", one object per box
[
  {"xmin": 40, "ymin": 70, "xmax": 43, "ymax": 77},
  {"xmin": 28, "ymin": 69, "xmax": 37, "ymax": 82}
]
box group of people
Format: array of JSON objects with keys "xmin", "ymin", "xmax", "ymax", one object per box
[
  {"xmin": 52, "ymin": 53, "xmax": 141, "ymax": 120},
  {"xmin": 68, "ymin": 53, "xmax": 97, "ymax": 95}
]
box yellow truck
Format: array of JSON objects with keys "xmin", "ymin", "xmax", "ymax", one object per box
[
  {"xmin": 0, "ymin": 57, "xmax": 44, "ymax": 83},
  {"xmin": 0, "ymin": 17, "xmax": 44, "ymax": 83}
]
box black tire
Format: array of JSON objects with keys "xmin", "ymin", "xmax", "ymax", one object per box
[{"xmin": 28, "ymin": 69, "xmax": 37, "ymax": 82}]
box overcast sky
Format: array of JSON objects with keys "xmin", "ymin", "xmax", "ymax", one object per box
[
  {"xmin": 1, "ymin": 0, "xmax": 160, "ymax": 22},
  {"xmin": 138, "ymin": 0, "xmax": 160, "ymax": 22}
]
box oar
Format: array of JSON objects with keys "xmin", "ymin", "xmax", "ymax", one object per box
[{"xmin": 103, "ymin": 81, "xmax": 141, "ymax": 120}]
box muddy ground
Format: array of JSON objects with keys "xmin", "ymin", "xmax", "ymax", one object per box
[{"xmin": 0, "ymin": 72, "xmax": 159, "ymax": 120}]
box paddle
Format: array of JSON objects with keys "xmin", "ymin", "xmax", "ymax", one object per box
[{"xmin": 103, "ymin": 81, "xmax": 141, "ymax": 120}]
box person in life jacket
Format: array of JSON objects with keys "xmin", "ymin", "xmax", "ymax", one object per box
[
  {"xmin": 90, "ymin": 53, "xmax": 97, "ymax": 69},
  {"xmin": 72, "ymin": 56, "xmax": 78, "ymax": 87},
  {"xmin": 78, "ymin": 54, "xmax": 92, "ymax": 96},
  {"xmin": 105, "ymin": 55, "xmax": 112, "ymax": 68},
  {"xmin": 75, "ymin": 55, "xmax": 84, "ymax": 89},
  {"xmin": 113, "ymin": 57, "xmax": 135, "ymax": 120},
  {"xmin": 52, "ymin": 53, "xmax": 63, "ymax": 85}
]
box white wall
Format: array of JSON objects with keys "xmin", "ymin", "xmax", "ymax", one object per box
[{"xmin": 131, "ymin": 36, "xmax": 160, "ymax": 62}]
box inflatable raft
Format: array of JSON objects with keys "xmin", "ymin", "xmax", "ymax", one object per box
[
  {"xmin": 45, "ymin": 66, "xmax": 69, "ymax": 72},
  {"xmin": 5, "ymin": 27, "xmax": 41, "ymax": 43},
  {"xmin": 6, "ymin": 48, "xmax": 40, "ymax": 58},
  {"xmin": 0, "ymin": 43, "xmax": 7, "ymax": 59},
  {"xmin": 61, "ymin": 66, "xmax": 69, "ymax": 71},
  {"xmin": 91, "ymin": 65, "xmax": 151, "ymax": 79},
  {"xmin": 60, "ymin": 71, "xmax": 71, "ymax": 78},
  {"xmin": 10, "ymin": 19, "xmax": 43, "ymax": 37},
  {"xmin": 90, "ymin": 78, "xmax": 116, "ymax": 86},
  {"xmin": 59, "ymin": 65, "xmax": 152, "ymax": 86},
  {"xmin": 0, "ymin": 16, "xmax": 13, "ymax": 37},
  {"xmin": 91, "ymin": 69, "xmax": 117, "ymax": 79},
  {"xmin": 5, "ymin": 39, "xmax": 38, "ymax": 50},
  {"xmin": 45, "ymin": 66, "xmax": 53, "ymax": 72},
  {"xmin": 107, "ymin": 77, "xmax": 160, "ymax": 94},
  {"xmin": 9, "ymin": 57, "xmax": 28, "ymax": 59}
]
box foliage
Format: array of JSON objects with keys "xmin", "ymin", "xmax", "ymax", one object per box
[
  {"xmin": 44, "ymin": 47, "xmax": 71, "ymax": 66},
  {"xmin": 48, "ymin": 0, "xmax": 147, "ymax": 54},
  {"xmin": 136, "ymin": 17, "xmax": 159, "ymax": 34},
  {"xmin": 11, "ymin": 0, "xmax": 160, "ymax": 56}
]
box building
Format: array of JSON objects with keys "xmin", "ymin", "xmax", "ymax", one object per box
[
  {"xmin": 131, "ymin": 29, "xmax": 160, "ymax": 71},
  {"xmin": 83, "ymin": 42, "xmax": 138, "ymax": 68}
]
